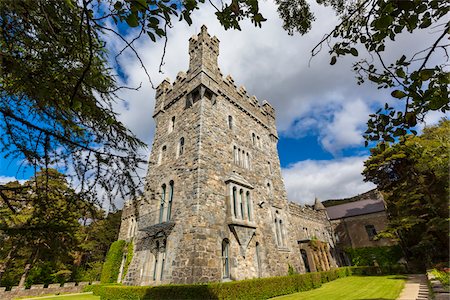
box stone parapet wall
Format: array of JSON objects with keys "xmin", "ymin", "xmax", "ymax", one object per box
[{"xmin": 0, "ymin": 282, "xmax": 90, "ymax": 300}]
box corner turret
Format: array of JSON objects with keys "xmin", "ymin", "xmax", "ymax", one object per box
[{"xmin": 188, "ymin": 25, "xmax": 220, "ymax": 75}]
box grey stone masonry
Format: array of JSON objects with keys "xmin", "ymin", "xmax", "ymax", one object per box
[{"xmin": 119, "ymin": 25, "xmax": 337, "ymax": 286}]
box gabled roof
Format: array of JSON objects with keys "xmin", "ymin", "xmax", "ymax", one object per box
[{"xmin": 326, "ymin": 198, "xmax": 386, "ymax": 220}]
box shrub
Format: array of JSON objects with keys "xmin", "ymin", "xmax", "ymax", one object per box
[
  {"xmin": 100, "ymin": 240, "xmax": 126, "ymax": 284},
  {"xmin": 345, "ymin": 246, "xmax": 403, "ymax": 267},
  {"xmin": 431, "ymin": 268, "xmax": 449, "ymax": 288},
  {"xmin": 92, "ymin": 267, "xmax": 360, "ymax": 300}
]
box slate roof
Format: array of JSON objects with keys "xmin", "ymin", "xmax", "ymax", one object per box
[{"xmin": 326, "ymin": 198, "xmax": 386, "ymax": 220}]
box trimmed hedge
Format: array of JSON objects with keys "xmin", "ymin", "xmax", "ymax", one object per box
[
  {"xmin": 90, "ymin": 267, "xmax": 376, "ymax": 300},
  {"xmin": 101, "ymin": 240, "xmax": 126, "ymax": 284}
]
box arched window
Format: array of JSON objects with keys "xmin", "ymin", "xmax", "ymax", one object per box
[
  {"xmin": 160, "ymin": 239, "xmax": 166, "ymax": 280},
  {"xmin": 159, "ymin": 184, "xmax": 166, "ymax": 223},
  {"xmin": 232, "ymin": 187, "xmax": 237, "ymax": 218},
  {"xmin": 179, "ymin": 137, "xmax": 185, "ymax": 156},
  {"xmin": 233, "ymin": 146, "xmax": 237, "ymax": 163},
  {"xmin": 279, "ymin": 220, "xmax": 285, "ymax": 246},
  {"xmin": 252, "ymin": 133, "xmax": 256, "ymax": 144},
  {"xmin": 246, "ymin": 152, "xmax": 250, "ymax": 169},
  {"xmin": 228, "ymin": 115, "xmax": 233, "ymax": 129},
  {"xmin": 222, "ymin": 239, "xmax": 230, "ymax": 278},
  {"xmin": 159, "ymin": 145, "xmax": 167, "ymax": 165},
  {"xmin": 238, "ymin": 148, "xmax": 241, "ymax": 166},
  {"xmin": 267, "ymin": 182, "xmax": 271, "ymax": 193},
  {"xmin": 257, "ymin": 136, "xmax": 260, "ymax": 147},
  {"xmin": 239, "ymin": 189, "xmax": 244, "ymax": 219},
  {"xmin": 246, "ymin": 191, "xmax": 252, "ymax": 221},
  {"xmin": 274, "ymin": 218, "xmax": 280, "ymax": 245},
  {"xmin": 268, "ymin": 162, "xmax": 272, "ymax": 174},
  {"xmin": 167, "ymin": 181, "xmax": 174, "ymax": 221},
  {"xmin": 153, "ymin": 241, "xmax": 159, "ymax": 280}
]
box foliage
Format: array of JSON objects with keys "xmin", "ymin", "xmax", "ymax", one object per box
[
  {"xmin": 100, "ymin": 240, "xmax": 126, "ymax": 284},
  {"xmin": 0, "ymin": 170, "xmax": 122, "ymax": 287},
  {"xmin": 1, "ymin": 0, "xmax": 448, "ymax": 212},
  {"xmin": 431, "ymin": 268, "xmax": 449, "ymax": 288},
  {"xmin": 90, "ymin": 267, "xmax": 401, "ymax": 300},
  {"xmin": 0, "ymin": 1, "xmax": 146, "ymax": 207},
  {"xmin": 345, "ymin": 246, "xmax": 403, "ymax": 267},
  {"xmin": 0, "ymin": 169, "xmax": 87, "ymax": 287},
  {"xmin": 121, "ymin": 241, "xmax": 134, "ymax": 281},
  {"xmin": 288, "ymin": 264, "xmax": 297, "ymax": 276},
  {"xmin": 363, "ymin": 120, "xmax": 450, "ymax": 267}
]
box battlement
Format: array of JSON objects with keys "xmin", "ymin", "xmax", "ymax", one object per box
[
  {"xmin": 188, "ymin": 25, "xmax": 219, "ymax": 74},
  {"xmin": 288, "ymin": 201, "xmax": 328, "ymax": 223},
  {"xmin": 153, "ymin": 26, "xmax": 277, "ymax": 134}
]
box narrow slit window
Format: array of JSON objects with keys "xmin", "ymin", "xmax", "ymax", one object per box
[
  {"xmin": 169, "ymin": 116, "xmax": 175, "ymax": 133},
  {"xmin": 246, "ymin": 191, "xmax": 251, "ymax": 221},
  {"xmin": 167, "ymin": 181, "xmax": 174, "ymax": 221},
  {"xmin": 159, "ymin": 184, "xmax": 166, "ymax": 223},
  {"xmin": 153, "ymin": 242, "xmax": 159, "ymax": 281},
  {"xmin": 228, "ymin": 115, "xmax": 233, "ymax": 129},
  {"xmin": 233, "ymin": 187, "xmax": 238, "ymax": 218},
  {"xmin": 179, "ymin": 137, "xmax": 185, "ymax": 156},
  {"xmin": 222, "ymin": 239, "xmax": 229, "ymax": 278},
  {"xmin": 239, "ymin": 189, "xmax": 244, "ymax": 219}
]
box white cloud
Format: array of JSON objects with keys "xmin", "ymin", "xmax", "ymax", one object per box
[
  {"xmin": 281, "ymin": 156, "xmax": 376, "ymax": 205},
  {"xmin": 320, "ymin": 98, "xmax": 372, "ymax": 155},
  {"xmin": 0, "ymin": 176, "xmax": 26, "ymax": 185},
  {"xmin": 94, "ymin": 1, "xmax": 441, "ymax": 207}
]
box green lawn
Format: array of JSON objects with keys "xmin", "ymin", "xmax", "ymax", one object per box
[
  {"xmin": 19, "ymin": 292, "xmax": 100, "ymax": 300},
  {"xmin": 273, "ymin": 275, "xmax": 406, "ymax": 300}
]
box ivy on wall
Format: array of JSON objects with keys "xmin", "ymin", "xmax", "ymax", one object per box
[
  {"xmin": 100, "ymin": 240, "xmax": 126, "ymax": 284},
  {"xmin": 345, "ymin": 245, "xmax": 403, "ymax": 267},
  {"xmin": 121, "ymin": 241, "xmax": 134, "ymax": 281}
]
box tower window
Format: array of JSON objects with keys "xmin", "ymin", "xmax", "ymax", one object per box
[
  {"xmin": 239, "ymin": 189, "xmax": 244, "ymax": 219},
  {"xmin": 159, "ymin": 184, "xmax": 166, "ymax": 223},
  {"xmin": 169, "ymin": 116, "xmax": 175, "ymax": 133},
  {"xmin": 252, "ymin": 133, "xmax": 256, "ymax": 144},
  {"xmin": 246, "ymin": 191, "xmax": 252, "ymax": 221},
  {"xmin": 365, "ymin": 225, "xmax": 377, "ymax": 240},
  {"xmin": 232, "ymin": 187, "xmax": 237, "ymax": 218},
  {"xmin": 228, "ymin": 115, "xmax": 233, "ymax": 129},
  {"xmin": 222, "ymin": 239, "xmax": 230, "ymax": 279},
  {"xmin": 167, "ymin": 181, "xmax": 174, "ymax": 221},
  {"xmin": 179, "ymin": 137, "xmax": 185, "ymax": 156}
]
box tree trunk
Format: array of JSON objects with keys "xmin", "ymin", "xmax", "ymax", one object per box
[
  {"xmin": 18, "ymin": 247, "xmax": 39, "ymax": 288},
  {"xmin": 0, "ymin": 244, "xmax": 16, "ymax": 283}
]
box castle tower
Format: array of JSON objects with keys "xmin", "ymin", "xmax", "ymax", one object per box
[{"xmin": 117, "ymin": 26, "xmax": 334, "ymax": 286}]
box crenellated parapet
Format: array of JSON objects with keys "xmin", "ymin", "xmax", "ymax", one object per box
[{"xmin": 288, "ymin": 201, "xmax": 329, "ymax": 224}]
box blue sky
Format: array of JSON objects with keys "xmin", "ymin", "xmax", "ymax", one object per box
[{"xmin": 1, "ymin": 1, "xmax": 447, "ymax": 205}]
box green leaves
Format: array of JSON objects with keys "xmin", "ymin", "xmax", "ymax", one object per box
[
  {"xmin": 391, "ymin": 90, "xmax": 407, "ymax": 99},
  {"xmin": 330, "ymin": 56, "xmax": 337, "ymax": 65},
  {"xmin": 126, "ymin": 13, "xmax": 139, "ymax": 27},
  {"xmin": 363, "ymin": 120, "xmax": 450, "ymax": 266}
]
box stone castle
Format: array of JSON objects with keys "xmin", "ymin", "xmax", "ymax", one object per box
[{"xmin": 118, "ymin": 26, "xmax": 338, "ymax": 285}]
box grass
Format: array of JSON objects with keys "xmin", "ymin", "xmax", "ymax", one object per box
[
  {"xmin": 18, "ymin": 292, "xmax": 100, "ymax": 300},
  {"xmin": 272, "ymin": 275, "xmax": 406, "ymax": 300}
]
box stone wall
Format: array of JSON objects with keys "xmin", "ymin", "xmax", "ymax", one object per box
[
  {"xmin": 0, "ymin": 282, "xmax": 92, "ymax": 300},
  {"xmin": 331, "ymin": 211, "xmax": 397, "ymax": 248}
]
